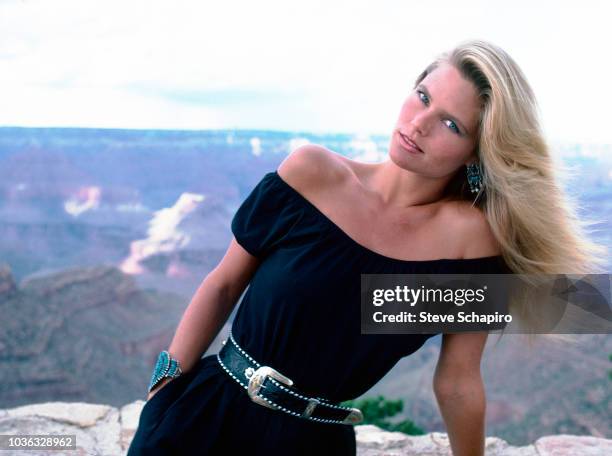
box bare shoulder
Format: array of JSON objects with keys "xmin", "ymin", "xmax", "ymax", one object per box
[
  {"xmin": 441, "ymin": 201, "xmax": 502, "ymax": 259},
  {"xmin": 277, "ymin": 144, "xmax": 350, "ymax": 195}
]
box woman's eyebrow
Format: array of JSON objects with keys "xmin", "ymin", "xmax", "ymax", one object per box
[{"xmin": 417, "ymin": 83, "xmax": 470, "ymax": 134}]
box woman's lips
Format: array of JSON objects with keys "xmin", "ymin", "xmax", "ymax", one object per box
[{"xmin": 398, "ymin": 132, "xmax": 423, "ymax": 154}]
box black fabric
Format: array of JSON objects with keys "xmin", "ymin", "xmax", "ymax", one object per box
[{"xmin": 128, "ymin": 171, "xmax": 510, "ymax": 455}]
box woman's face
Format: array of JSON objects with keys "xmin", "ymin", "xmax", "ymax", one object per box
[{"xmin": 390, "ymin": 62, "xmax": 482, "ymax": 178}]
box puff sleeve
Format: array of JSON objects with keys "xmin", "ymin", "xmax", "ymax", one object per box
[{"xmin": 230, "ymin": 172, "xmax": 300, "ymax": 258}]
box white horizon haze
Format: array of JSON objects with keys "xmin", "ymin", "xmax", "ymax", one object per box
[{"xmin": 0, "ymin": 0, "xmax": 611, "ymax": 144}]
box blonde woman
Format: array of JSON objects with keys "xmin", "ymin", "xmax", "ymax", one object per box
[{"xmin": 127, "ymin": 39, "xmax": 607, "ymax": 455}]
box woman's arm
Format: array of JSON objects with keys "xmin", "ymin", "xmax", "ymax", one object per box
[
  {"xmin": 433, "ymin": 332, "xmax": 489, "ymax": 456},
  {"xmin": 147, "ymin": 237, "xmax": 261, "ymax": 400}
]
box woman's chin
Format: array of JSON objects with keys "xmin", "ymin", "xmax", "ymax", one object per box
[{"xmin": 388, "ymin": 146, "xmax": 418, "ymax": 170}]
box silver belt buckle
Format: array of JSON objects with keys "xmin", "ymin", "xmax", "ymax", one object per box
[
  {"xmin": 246, "ymin": 366, "xmax": 294, "ymax": 410},
  {"xmin": 342, "ymin": 407, "xmax": 364, "ymax": 425}
]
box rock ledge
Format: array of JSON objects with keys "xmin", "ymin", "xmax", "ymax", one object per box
[{"xmin": 0, "ymin": 401, "xmax": 610, "ymax": 455}]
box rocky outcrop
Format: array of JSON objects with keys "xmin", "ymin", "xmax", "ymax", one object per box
[
  {"xmin": 356, "ymin": 425, "xmax": 611, "ymax": 455},
  {"xmin": 0, "ymin": 264, "xmax": 16, "ymax": 299},
  {"xmin": 0, "ymin": 401, "xmax": 610, "ymax": 455},
  {"xmin": 0, "ymin": 265, "xmax": 189, "ymax": 409}
]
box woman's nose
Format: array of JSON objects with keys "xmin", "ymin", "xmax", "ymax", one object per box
[{"xmin": 410, "ymin": 112, "xmax": 430, "ymax": 136}]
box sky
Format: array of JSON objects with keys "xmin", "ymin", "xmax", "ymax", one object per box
[{"xmin": 0, "ymin": 0, "xmax": 611, "ymax": 144}]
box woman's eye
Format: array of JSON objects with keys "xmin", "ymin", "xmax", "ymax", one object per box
[
  {"xmin": 417, "ymin": 90, "xmax": 429, "ymax": 104},
  {"xmin": 445, "ymin": 120, "xmax": 460, "ymax": 134}
]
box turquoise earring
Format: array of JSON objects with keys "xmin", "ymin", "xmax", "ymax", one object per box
[{"xmin": 466, "ymin": 162, "xmax": 483, "ymax": 194}]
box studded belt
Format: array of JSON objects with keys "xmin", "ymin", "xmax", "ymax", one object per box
[{"xmin": 216, "ymin": 332, "xmax": 363, "ymax": 425}]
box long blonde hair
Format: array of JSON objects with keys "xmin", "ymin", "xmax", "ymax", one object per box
[{"xmin": 415, "ymin": 39, "xmax": 609, "ymax": 343}]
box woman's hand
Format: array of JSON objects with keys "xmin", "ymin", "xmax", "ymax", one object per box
[{"xmin": 146, "ymin": 377, "xmax": 174, "ymax": 402}]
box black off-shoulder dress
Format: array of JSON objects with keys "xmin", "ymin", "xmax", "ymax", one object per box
[{"xmin": 127, "ymin": 170, "xmax": 510, "ymax": 455}]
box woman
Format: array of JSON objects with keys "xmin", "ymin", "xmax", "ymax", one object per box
[{"xmin": 127, "ymin": 39, "xmax": 607, "ymax": 455}]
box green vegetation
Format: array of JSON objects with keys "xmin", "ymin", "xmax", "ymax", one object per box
[{"xmin": 341, "ymin": 395, "xmax": 425, "ymax": 435}]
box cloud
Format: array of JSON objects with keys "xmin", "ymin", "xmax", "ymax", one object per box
[
  {"xmin": 250, "ymin": 137, "xmax": 262, "ymax": 157},
  {"xmin": 1, "ymin": 0, "xmax": 611, "ymax": 142},
  {"xmin": 119, "ymin": 191, "xmax": 205, "ymax": 275},
  {"xmin": 64, "ymin": 186, "xmax": 101, "ymax": 217}
]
